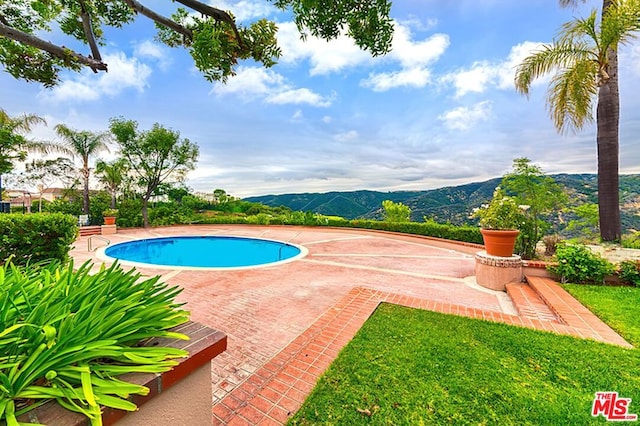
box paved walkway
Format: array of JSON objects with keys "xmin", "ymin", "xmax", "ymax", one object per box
[{"xmin": 70, "ymin": 225, "xmax": 632, "ymax": 425}]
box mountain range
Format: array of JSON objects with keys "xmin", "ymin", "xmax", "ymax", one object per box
[{"xmin": 246, "ymin": 174, "xmax": 640, "ymax": 232}]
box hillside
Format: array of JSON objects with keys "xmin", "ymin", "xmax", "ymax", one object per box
[{"xmin": 246, "ymin": 174, "xmax": 640, "ymax": 232}]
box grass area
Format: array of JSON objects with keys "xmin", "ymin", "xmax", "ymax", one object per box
[
  {"xmin": 563, "ymin": 284, "xmax": 640, "ymax": 347},
  {"xmin": 290, "ymin": 304, "xmax": 640, "ymax": 425}
]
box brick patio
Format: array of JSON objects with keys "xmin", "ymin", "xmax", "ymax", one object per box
[{"xmin": 70, "ymin": 225, "xmax": 632, "ymax": 425}]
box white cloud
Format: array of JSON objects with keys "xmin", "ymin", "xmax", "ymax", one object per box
[
  {"xmin": 334, "ymin": 130, "xmax": 359, "ymax": 142},
  {"xmin": 211, "ymin": 66, "xmax": 284, "ymax": 97},
  {"xmin": 207, "ymin": 0, "xmax": 275, "ymax": 22},
  {"xmin": 133, "ymin": 40, "xmax": 172, "ymax": 70},
  {"xmin": 278, "ymin": 20, "xmax": 449, "ymax": 80},
  {"xmin": 267, "ymin": 88, "xmax": 332, "ymax": 107},
  {"xmin": 210, "ymin": 66, "xmax": 332, "ymax": 106},
  {"xmin": 360, "ymin": 23, "xmax": 449, "ymax": 91},
  {"xmin": 277, "ymin": 22, "xmax": 373, "ymax": 75},
  {"xmin": 438, "ymin": 101, "xmax": 492, "ymax": 130},
  {"xmin": 322, "ymin": 116, "xmax": 333, "ymax": 124},
  {"xmin": 391, "ymin": 27, "xmax": 449, "ymax": 69},
  {"xmin": 443, "ymin": 41, "xmax": 545, "ymax": 97},
  {"xmin": 40, "ymin": 52, "xmax": 151, "ymax": 102},
  {"xmin": 292, "ymin": 109, "xmax": 303, "ymax": 120},
  {"xmin": 362, "ymin": 68, "xmax": 433, "ymax": 92},
  {"xmin": 398, "ymin": 15, "xmax": 438, "ymax": 32}
]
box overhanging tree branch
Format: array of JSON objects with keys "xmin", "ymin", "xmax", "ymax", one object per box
[
  {"xmin": 79, "ymin": 0, "xmax": 102, "ymax": 62},
  {"xmin": 123, "ymin": 0, "xmax": 193, "ymax": 41},
  {"xmin": 173, "ymin": 0, "xmax": 244, "ymax": 48},
  {"xmin": 0, "ymin": 21, "xmax": 107, "ymax": 72}
]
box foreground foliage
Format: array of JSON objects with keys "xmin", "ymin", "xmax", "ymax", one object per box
[
  {"xmin": 290, "ymin": 304, "xmax": 639, "ymax": 425},
  {"xmin": 0, "ymin": 213, "xmax": 78, "ymax": 265},
  {"xmin": 0, "ymin": 261, "xmax": 190, "ymax": 425},
  {"xmin": 0, "ymin": 1, "xmax": 392, "ymax": 86},
  {"xmin": 563, "ymin": 284, "xmax": 640, "ymax": 346}
]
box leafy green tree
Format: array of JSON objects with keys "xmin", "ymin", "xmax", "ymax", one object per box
[
  {"xmin": 19, "ymin": 157, "xmax": 75, "ymax": 212},
  {"xmin": 109, "ymin": 118, "xmax": 199, "ymax": 228},
  {"xmin": 214, "ymin": 188, "xmax": 229, "ymax": 204},
  {"xmin": 55, "ymin": 124, "xmax": 110, "ymax": 214},
  {"xmin": 95, "ymin": 158, "xmax": 129, "ymax": 209},
  {"xmin": 0, "ymin": 109, "xmax": 55, "ymax": 201},
  {"xmin": 565, "ymin": 203, "xmax": 600, "ymax": 241},
  {"xmin": 515, "ymin": 0, "xmax": 640, "ymax": 241},
  {"xmin": 501, "ymin": 158, "xmax": 567, "ymax": 259},
  {"xmin": 382, "ymin": 200, "xmax": 411, "ymax": 223},
  {"xmin": 0, "ymin": 0, "xmax": 393, "ymax": 87}
]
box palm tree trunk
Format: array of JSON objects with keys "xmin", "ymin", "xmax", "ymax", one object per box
[
  {"xmin": 83, "ymin": 176, "xmax": 90, "ymax": 214},
  {"xmin": 596, "ymin": 65, "xmax": 621, "ymax": 241},
  {"xmin": 82, "ymin": 165, "xmax": 90, "ymax": 214},
  {"xmin": 596, "ymin": 0, "xmax": 621, "ymax": 242}
]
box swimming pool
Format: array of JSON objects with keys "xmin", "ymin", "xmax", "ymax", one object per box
[{"xmin": 101, "ymin": 236, "xmax": 307, "ymax": 269}]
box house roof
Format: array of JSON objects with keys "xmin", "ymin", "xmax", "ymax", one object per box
[{"xmin": 41, "ymin": 187, "xmax": 65, "ymax": 194}]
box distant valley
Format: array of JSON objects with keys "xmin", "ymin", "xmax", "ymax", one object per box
[{"xmin": 246, "ymin": 174, "xmax": 640, "ymax": 232}]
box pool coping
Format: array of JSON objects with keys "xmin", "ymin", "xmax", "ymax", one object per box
[{"xmin": 95, "ymin": 234, "xmax": 309, "ymax": 271}]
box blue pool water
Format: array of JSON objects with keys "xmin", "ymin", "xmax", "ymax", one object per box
[{"xmin": 104, "ymin": 236, "xmax": 303, "ymax": 268}]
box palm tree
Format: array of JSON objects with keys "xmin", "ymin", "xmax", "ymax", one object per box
[
  {"xmin": 0, "ymin": 109, "xmax": 53, "ymax": 203},
  {"xmin": 515, "ymin": 0, "xmax": 640, "ymax": 241},
  {"xmin": 95, "ymin": 158, "xmax": 128, "ymax": 209},
  {"xmin": 55, "ymin": 124, "xmax": 110, "ymax": 214}
]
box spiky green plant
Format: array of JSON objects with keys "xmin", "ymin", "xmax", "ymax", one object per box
[{"xmin": 0, "ymin": 261, "xmax": 190, "ymax": 426}]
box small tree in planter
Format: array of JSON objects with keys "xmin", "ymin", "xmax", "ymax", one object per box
[
  {"xmin": 102, "ymin": 208, "xmax": 118, "ymax": 225},
  {"xmin": 0, "ymin": 260, "xmax": 190, "ymax": 425},
  {"xmin": 472, "ymin": 187, "xmax": 525, "ymax": 257}
]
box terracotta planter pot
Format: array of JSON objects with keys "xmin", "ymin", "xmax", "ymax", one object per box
[
  {"xmin": 480, "ymin": 229, "xmax": 520, "ymax": 257},
  {"xmin": 104, "ymin": 216, "xmax": 116, "ymax": 225}
]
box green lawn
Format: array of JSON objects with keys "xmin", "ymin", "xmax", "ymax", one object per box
[
  {"xmin": 563, "ymin": 284, "xmax": 640, "ymax": 347},
  {"xmin": 289, "ymin": 303, "xmax": 640, "ymax": 425}
]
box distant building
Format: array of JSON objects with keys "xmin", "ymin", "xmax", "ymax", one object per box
[
  {"xmin": 41, "ymin": 187, "xmax": 66, "ymax": 202},
  {"xmin": 5, "ymin": 189, "xmax": 33, "ymax": 212}
]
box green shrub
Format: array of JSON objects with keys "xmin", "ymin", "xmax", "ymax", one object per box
[
  {"xmin": 618, "ymin": 260, "xmax": 640, "ymax": 287},
  {"xmin": 0, "ymin": 260, "xmax": 190, "ymax": 425},
  {"xmin": 45, "ymin": 191, "xmax": 111, "ymax": 226},
  {"xmin": 547, "ymin": 244, "xmax": 615, "ymax": 284},
  {"xmin": 0, "ymin": 213, "xmax": 78, "ymax": 265},
  {"xmin": 246, "ymin": 213, "xmax": 275, "ymax": 225},
  {"xmin": 382, "ymin": 200, "xmax": 411, "ymax": 222},
  {"xmin": 115, "ymin": 198, "xmax": 144, "ymax": 228},
  {"xmin": 622, "ymin": 231, "xmax": 640, "ymax": 249}
]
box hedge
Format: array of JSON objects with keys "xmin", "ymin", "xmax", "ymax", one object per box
[
  {"xmin": 345, "ymin": 220, "xmax": 484, "ymax": 244},
  {"xmin": 197, "ymin": 213, "xmax": 482, "ymax": 244},
  {"xmin": 0, "ymin": 213, "xmax": 79, "ymax": 265}
]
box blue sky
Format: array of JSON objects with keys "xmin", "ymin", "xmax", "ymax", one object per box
[{"xmin": 2, "ymin": 0, "xmax": 640, "ymax": 198}]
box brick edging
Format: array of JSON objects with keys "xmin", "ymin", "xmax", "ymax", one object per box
[{"xmin": 212, "ymin": 284, "xmax": 632, "ymax": 425}]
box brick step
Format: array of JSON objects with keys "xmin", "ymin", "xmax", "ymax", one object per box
[
  {"xmin": 79, "ymin": 225, "xmax": 102, "ymax": 236},
  {"xmin": 525, "ymin": 276, "xmax": 631, "ymax": 347},
  {"xmin": 505, "ymin": 282, "xmax": 558, "ymax": 322}
]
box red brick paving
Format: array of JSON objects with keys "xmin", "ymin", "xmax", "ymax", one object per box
[{"xmin": 70, "ymin": 225, "xmax": 633, "ymax": 425}]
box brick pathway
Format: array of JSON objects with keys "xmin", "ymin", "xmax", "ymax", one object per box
[{"xmin": 70, "ymin": 225, "xmax": 632, "ymax": 425}]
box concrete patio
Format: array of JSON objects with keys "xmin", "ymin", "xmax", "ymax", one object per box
[{"xmin": 70, "ymin": 225, "xmax": 631, "ymax": 425}]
